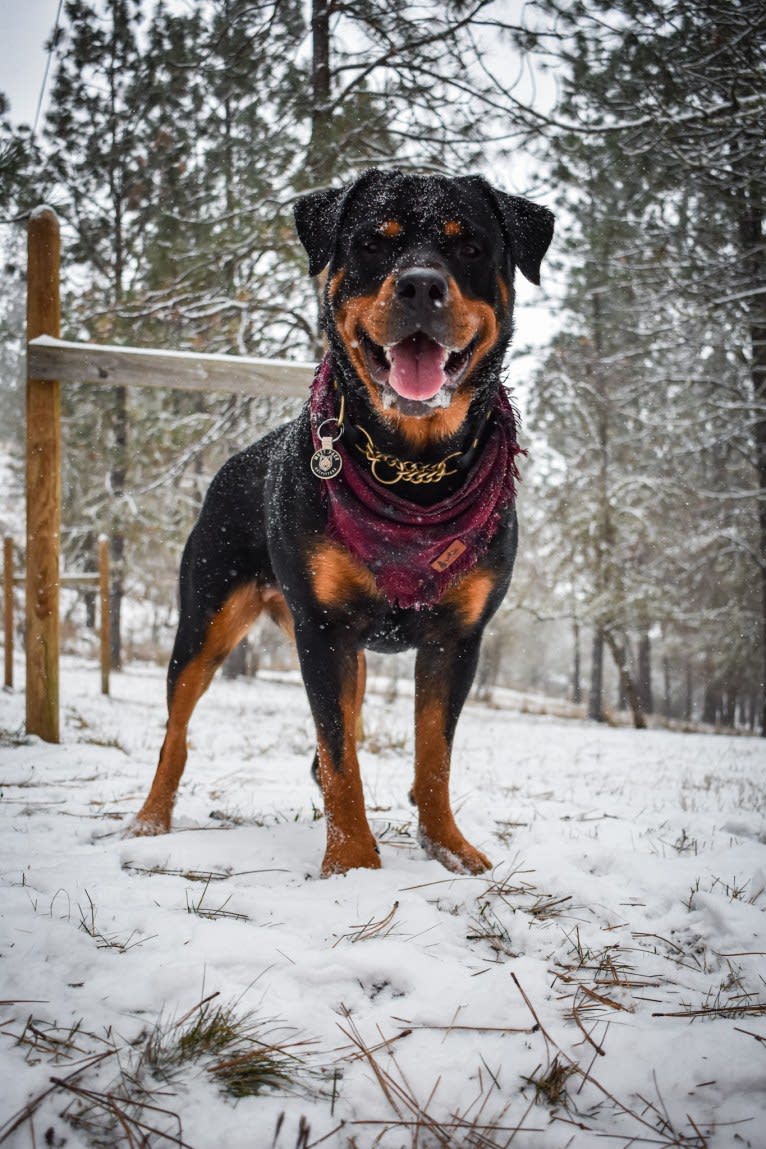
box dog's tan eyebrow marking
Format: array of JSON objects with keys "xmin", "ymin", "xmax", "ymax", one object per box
[
  {"xmin": 443, "ymin": 219, "xmax": 463, "ymax": 237},
  {"xmin": 328, "ymin": 268, "xmax": 345, "ymax": 301},
  {"xmin": 379, "ymin": 219, "xmax": 403, "ymax": 237}
]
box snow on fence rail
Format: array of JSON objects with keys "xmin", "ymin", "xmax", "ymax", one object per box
[
  {"xmin": 27, "ymin": 336, "xmax": 314, "ymax": 399},
  {"xmin": 24, "ymin": 205, "xmax": 316, "ymax": 744}
]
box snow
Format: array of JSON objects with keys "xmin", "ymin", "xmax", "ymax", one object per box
[
  {"xmin": 28, "ymin": 334, "xmax": 316, "ymax": 374},
  {"xmin": 1, "ymin": 656, "xmax": 765, "ymax": 1148},
  {"xmin": 28, "ymin": 205, "xmax": 58, "ymax": 221}
]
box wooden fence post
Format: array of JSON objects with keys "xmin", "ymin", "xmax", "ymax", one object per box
[
  {"xmin": 26, "ymin": 207, "xmax": 61, "ymax": 742},
  {"xmin": 99, "ymin": 535, "xmax": 110, "ymax": 695},
  {"xmin": 3, "ymin": 537, "xmax": 13, "ymax": 689}
]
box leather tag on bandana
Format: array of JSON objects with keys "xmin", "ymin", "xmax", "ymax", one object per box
[{"xmin": 431, "ymin": 539, "xmax": 466, "ymax": 572}]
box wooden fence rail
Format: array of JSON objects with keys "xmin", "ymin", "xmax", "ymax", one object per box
[
  {"xmin": 24, "ymin": 205, "xmax": 315, "ymax": 742},
  {"xmin": 27, "ymin": 336, "xmax": 314, "ymax": 399}
]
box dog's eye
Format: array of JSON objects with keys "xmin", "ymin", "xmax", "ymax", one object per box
[
  {"xmin": 459, "ymin": 242, "xmax": 481, "ymax": 260},
  {"xmin": 361, "ymin": 238, "xmax": 382, "ymax": 255}
]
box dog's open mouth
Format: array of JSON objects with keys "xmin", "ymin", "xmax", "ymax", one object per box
[{"xmin": 361, "ymin": 330, "xmax": 474, "ymax": 412}]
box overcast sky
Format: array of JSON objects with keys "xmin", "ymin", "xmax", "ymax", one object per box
[{"xmin": 1, "ymin": 0, "xmax": 64, "ymax": 129}]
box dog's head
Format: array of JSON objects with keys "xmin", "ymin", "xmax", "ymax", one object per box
[{"xmin": 295, "ymin": 168, "xmax": 553, "ymax": 439}]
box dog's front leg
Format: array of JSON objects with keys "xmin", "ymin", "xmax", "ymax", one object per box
[
  {"xmin": 295, "ymin": 623, "xmax": 380, "ymax": 876},
  {"xmin": 412, "ymin": 638, "xmax": 492, "ymax": 875}
]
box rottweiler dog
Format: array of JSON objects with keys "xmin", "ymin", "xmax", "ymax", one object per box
[{"xmin": 133, "ymin": 168, "xmax": 553, "ymax": 876}]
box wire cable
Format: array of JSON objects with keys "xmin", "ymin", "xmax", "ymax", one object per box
[{"xmin": 32, "ymin": 0, "xmax": 64, "ymax": 138}]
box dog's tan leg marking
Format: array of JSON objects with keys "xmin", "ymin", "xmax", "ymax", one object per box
[
  {"xmin": 132, "ymin": 583, "xmax": 271, "ymax": 835},
  {"xmin": 316, "ymin": 662, "xmax": 380, "ymax": 876},
  {"xmin": 412, "ymin": 691, "xmax": 491, "ymax": 876}
]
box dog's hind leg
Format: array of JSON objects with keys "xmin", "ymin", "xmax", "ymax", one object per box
[{"xmin": 132, "ymin": 580, "xmax": 265, "ymax": 835}]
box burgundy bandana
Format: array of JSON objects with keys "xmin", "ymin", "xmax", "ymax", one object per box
[{"xmin": 309, "ymin": 356, "xmax": 523, "ymax": 609}]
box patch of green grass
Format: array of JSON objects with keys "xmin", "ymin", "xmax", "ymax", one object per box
[
  {"xmin": 140, "ymin": 994, "xmax": 305, "ymax": 1098},
  {"xmin": 1, "ymin": 994, "xmax": 317, "ymax": 1147}
]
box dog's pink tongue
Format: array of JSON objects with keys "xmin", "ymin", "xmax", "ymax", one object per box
[{"xmin": 388, "ymin": 334, "xmax": 447, "ymax": 401}]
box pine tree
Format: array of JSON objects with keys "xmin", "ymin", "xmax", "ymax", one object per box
[
  {"xmin": 43, "ymin": 0, "xmax": 149, "ymax": 668},
  {"xmin": 522, "ymin": 0, "xmax": 765, "ymax": 728}
]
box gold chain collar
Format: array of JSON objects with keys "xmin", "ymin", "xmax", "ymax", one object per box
[
  {"xmin": 353, "ymin": 422, "xmax": 461, "ymax": 486},
  {"xmin": 326, "ymin": 378, "xmax": 489, "ymax": 488}
]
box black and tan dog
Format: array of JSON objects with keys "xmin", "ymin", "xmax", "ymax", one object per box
[{"xmin": 133, "ymin": 168, "xmax": 553, "ymax": 876}]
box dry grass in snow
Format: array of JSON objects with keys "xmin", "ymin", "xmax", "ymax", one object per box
[{"xmin": 1, "ymin": 656, "xmax": 765, "ymax": 1148}]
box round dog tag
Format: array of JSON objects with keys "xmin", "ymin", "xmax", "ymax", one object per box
[{"xmin": 310, "ymin": 439, "xmax": 343, "ymax": 480}]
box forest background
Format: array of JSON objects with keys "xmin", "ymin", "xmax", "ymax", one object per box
[{"xmin": 0, "ymin": 0, "xmax": 764, "ymax": 734}]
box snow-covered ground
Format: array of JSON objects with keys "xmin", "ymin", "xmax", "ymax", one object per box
[{"xmin": 1, "ymin": 657, "xmax": 765, "ymax": 1148}]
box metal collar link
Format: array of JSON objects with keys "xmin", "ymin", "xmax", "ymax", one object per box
[
  {"xmin": 354, "ymin": 423, "xmax": 462, "ymax": 486},
  {"xmin": 316, "ymin": 377, "xmax": 493, "ymax": 487}
]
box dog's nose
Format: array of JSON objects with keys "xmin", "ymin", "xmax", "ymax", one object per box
[{"xmin": 395, "ymin": 267, "xmax": 449, "ymax": 313}]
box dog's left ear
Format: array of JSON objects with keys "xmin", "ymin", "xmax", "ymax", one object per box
[
  {"xmin": 495, "ymin": 191, "xmax": 555, "ymax": 285},
  {"xmin": 293, "ymin": 186, "xmax": 346, "ymax": 277},
  {"xmin": 466, "ymin": 179, "xmax": 554, "ymax": 285}
]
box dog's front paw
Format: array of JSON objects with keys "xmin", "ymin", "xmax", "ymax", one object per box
[
  {"xmin": 419, "ymin": 828, "xmax": 491, "ymax": 875},
  {"xmin": 128, "ymin": 802, "xmax": 172, "ymax": 837},
  {"xmin": 321, "ymin": 829, "xmax": 381, "ymax": 876}
]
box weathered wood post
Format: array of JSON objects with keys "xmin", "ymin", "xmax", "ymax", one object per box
[
  {"xmin": 26, "ymin": 207, "xmax": 61, "ymax": 741},
  {"xmin": 3, "ymin": 537, "xmax": 13, "ymax": 689},
  {"xmin": 99, "ymin": 535, "xmax": 110, "ymax": 695}
]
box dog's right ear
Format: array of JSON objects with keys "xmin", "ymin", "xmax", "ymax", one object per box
[{"xmin": 293, "ymin": 187, "xmax": 346, "ymax": 277}]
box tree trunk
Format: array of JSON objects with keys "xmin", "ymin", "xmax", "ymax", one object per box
[
  {"xmin": 307, "ymin": 0, "xmax": 331, "ymax": 184},
  {"xmin": 702, "ymin": 680, "xmax": 718, "ymax": 726},
  {"xmin": 638, "ymin": 631, "xmax": 653, "ymax": 714},
  {"xmin": 737, "ymin": 188, "xmax": 766, "ymax": 735},
  {"xmin": 105, "ymin": 4, "xmax": 132, "ymax": 674},
  {"xmin": 604, "ymin": 630, "xmax": 646, "ymax": 729},
  {"xmin": 572, "ymin": 619, "xmax": 582, "ymax": 704},
  {"xmin": 684, "ymin": 658, "xmax": 693, "ymax": 722},
  {"xmin": 83, "ymin": 531, "xmax": 96, "ymax": 628},
  {"xmin": 475, "ymin": 630, "xmax": 501, "ymax": 701},
  {"xmin": 109, "ymin": 385, "xmax": 127, "ymax": 671},
  {"xmin": 223, "ymin": 638, "xmax": 248, "ymax": 679},
  {"xmin": 663, "ymin": 655, "xmax": 672, "ymax": 718},
  {"xmin": 615, "ymin": 640, "xmax": 628, "ymax": 711},
  {"xmin": 588, "ymin": 627, "xmax": 605, "ymax": 722},
  {"xmin": 305, "ymin": 0, "xmax": 333, "ymax": 354}
]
